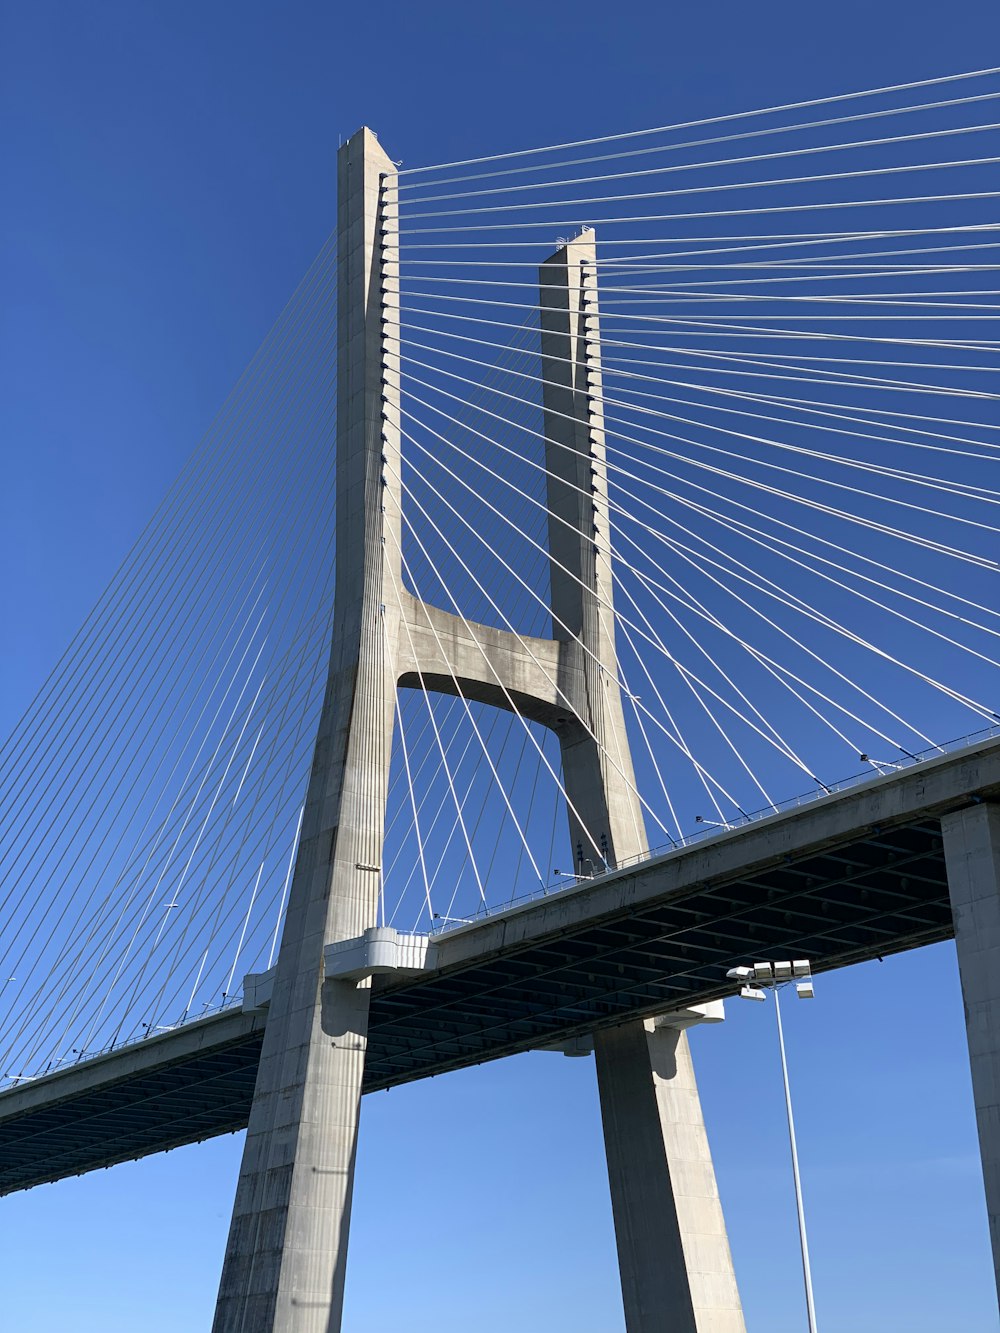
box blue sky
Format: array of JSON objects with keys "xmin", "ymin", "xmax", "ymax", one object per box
[{"xmin": 2, "ymin": 2, "xmax": 1000, "ymax": 1329}]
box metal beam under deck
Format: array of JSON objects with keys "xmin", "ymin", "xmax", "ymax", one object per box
[{"xmin": 3, "ymin": 733, "xmax": 999, "ymax": 1196}]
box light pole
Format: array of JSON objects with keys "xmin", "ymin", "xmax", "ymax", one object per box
[{"xmin": 726, "ymin": 959, "xmax": 819, "ymax": 1333}]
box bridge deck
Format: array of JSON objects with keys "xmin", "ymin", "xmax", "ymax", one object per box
[{"xmin": 3, "ymin": 735, "xmax": 996, "ymax": 1195}]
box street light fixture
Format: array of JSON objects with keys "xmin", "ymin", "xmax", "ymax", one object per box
[{"xmin": 726, "ymin": 958, "xmax": 820, "ymax": 1333}]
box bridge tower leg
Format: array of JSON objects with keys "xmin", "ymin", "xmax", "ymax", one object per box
[
  {"xmin": 941, "ymin": 802, "xmax": 1000, "ymax": 1304},
  {"xmin": 212, "ymin": 127, "xmax": 400, "ymax": 1333},
  {"xmin": 539, "ymin": 232, "xmax": 746, "ymax": 1333}
]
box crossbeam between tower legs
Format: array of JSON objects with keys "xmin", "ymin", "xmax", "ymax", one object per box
[{"xmin": 539, "ymin": 231, "xmax": 746, "ymax": 1333}]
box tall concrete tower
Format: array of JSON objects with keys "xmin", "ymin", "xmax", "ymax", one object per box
[{"xmin": 212, "ymin": 126, "xmax": 744, "ymax": 1333}]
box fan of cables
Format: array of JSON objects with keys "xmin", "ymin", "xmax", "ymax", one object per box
[{"xmin": 2, "ymin": 65, "xmax": 999, "ymax": 1086}]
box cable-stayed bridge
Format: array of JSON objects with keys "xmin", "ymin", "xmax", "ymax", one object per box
[{"xmin": 3, "ymin": 66, "xmax": 1000, "ymax": 1332}]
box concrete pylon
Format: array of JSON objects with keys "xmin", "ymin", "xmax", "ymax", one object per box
[
  {"xmin": 212, "ymin": 127, "xmax": 402, "ymax": 1333},
  {"xmin": 941, "ymin": 801, "xmax": 1000, "ymax": 1305},
  {"xmin": 211, "ymin": 146, "xmax": 743, "ymax": 1333},
  {"xmin": 538, "ymin": 230, "xmax": 645, "ymax": 874},
  {"xmin": 539, "ymin": 231, "xmax": 746, "ymax": 1333}
]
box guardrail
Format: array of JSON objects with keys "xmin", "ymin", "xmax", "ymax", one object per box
[
  {"xmin": 427, "ymin": 722, "xmax": 1000, "ymax": 934},
  {"xmin": 0, "ymin": 996, "xmax": 244, "ymax": 1093}
]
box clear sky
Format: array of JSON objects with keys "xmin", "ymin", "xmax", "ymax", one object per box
[{"xmin": 2, "ymin": 2, "xmax": 1000, "ymax": 1330}]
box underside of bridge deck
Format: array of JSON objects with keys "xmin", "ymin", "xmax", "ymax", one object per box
[
  {"xmin": 364, "ymin": 817, "xmax": 950, "ymax": 1084},
  {"xmin": 3, "ymin": 733, "xmax": 998, "ymax": 1197}
]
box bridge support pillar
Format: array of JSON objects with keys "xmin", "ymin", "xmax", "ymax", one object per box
[
  {"xmin": 595, "ymin": 1020, "xmax": 745, "ymax": 1333},
  {"xmin": 539, "ymin": 233, "xmax": 744, "ymax": 1333},
  {"xmin": 942, "ymin": 801, "xmax": 1000, "ymax": 1303},
  {"xmin": 212, "ymin": 127, "xmax": 400, "ymax": 1333}
]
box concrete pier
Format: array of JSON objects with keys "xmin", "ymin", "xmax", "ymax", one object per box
[
  {"xmin": 539, "ymin": 233, "xmax": 745, "ymax": 1333},
  {"xmin": 596, "ymin": 1021, "xmax": 745, "ymax": 1333},
  {"xmin": 941, "ymin": 801, "xmax": 1000, "ymax": 1304},
  {"xmin": 212, "ymin": 127, "xmax": 401, "ymax": 1333}
]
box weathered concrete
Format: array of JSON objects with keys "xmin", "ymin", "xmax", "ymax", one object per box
[
  {"xmin": 596, "ymin": 1021, "xmax": 745, "ymax": 1333},
  {"xmin": 212, "ymin": 127, "xmax": 401, "ymax": 1333},
  {"xmin": 539, "ymin": 232, "xmax": 745, "ymax": 1333},
  {"xmin": 539, "ymin": 229, "xmax": 646, "ymax": 873},
  {"xmin": 396, "ymin": 589, "xmax": 569, "ymax": 725},
  {"xmin": 941, "ymin": 801, "xmax": 1000, "ymax": 1303}
]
